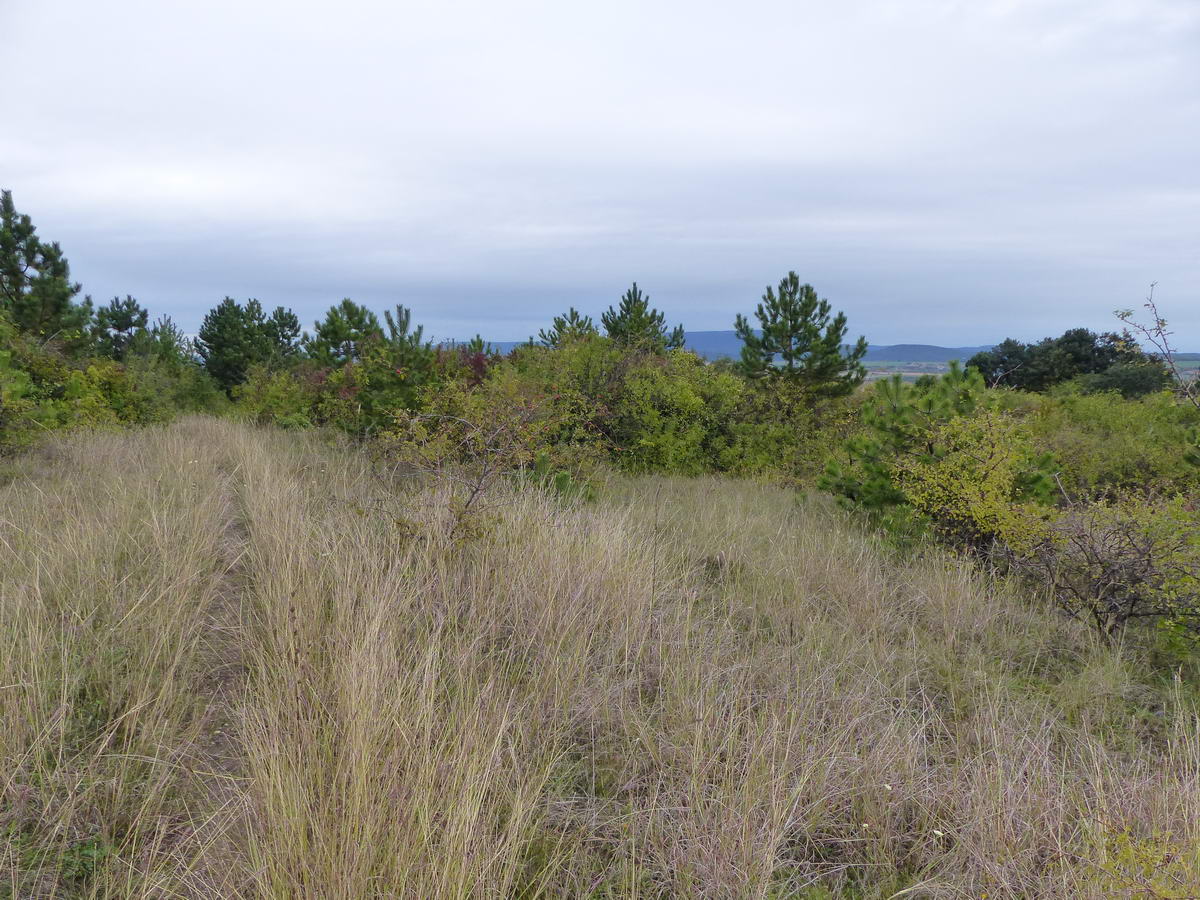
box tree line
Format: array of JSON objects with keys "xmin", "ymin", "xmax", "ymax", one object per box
[{"xmin": 4, "ymin": 187, "xmax": 1199, "ymax": 648}]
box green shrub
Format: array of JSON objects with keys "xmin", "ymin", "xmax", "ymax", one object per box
[
  {"xmin": 609, "ymin": 350, "xmax": 745, "ymax": 474},
  {"xmin": 1, "ymin": 312, "xmax": 222, "ymax": 450},
  {"xmin": 721, "ymin": 381, "xmax": 861, "ymax": 482},
  {"xmin": 1072, "ymin": 821, "xmax": 1200, "ymax": 897},
  {"xmin": 1014, "ymin": 388, "xmax": 1200, "ymax": 497},
  {"xmin": 234, "ymin": 365, "xmax": 314, "ymax": 428},
  {"xmin": 378, "ymin": 369, "xmax": 597, "ymax": 535},
  {"xmin": 891, "ymin": 409, "xmax": 1055, "ymax": 552}
]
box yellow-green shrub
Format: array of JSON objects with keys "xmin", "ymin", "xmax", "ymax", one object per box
[
  {"xmin": 1072, "ymin": 822, "xmax": 1200, "ymax": 898},
  {"xmin": 233, "ymin": 365, "xmax": 314, "ymax": 428},
  {"xmin": 893, "ymin": 410, "xmax": 1054, "ymax": 552},
  {"xmin": 1006, "ymin": 388, "xmax": 1200, "ymax": 497},
  {"xmin": 609, "ymin": 350, "xmax": 746, "ymax": 474}
]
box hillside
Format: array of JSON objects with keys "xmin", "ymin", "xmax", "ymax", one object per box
[{"xmin": 2, "ymin": 419, "xmax": 1197, "ymax": 897}]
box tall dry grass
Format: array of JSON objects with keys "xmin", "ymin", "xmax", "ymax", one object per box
[{"xmin": 1, "ymin": 417, "xmax": 1197, "ymax": 898}]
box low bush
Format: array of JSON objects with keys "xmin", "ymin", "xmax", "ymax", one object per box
[
  {"xmin": 1015, "ymin": 387, "xmax": 1200, "ymax": 498},
  {"xmin": 1010, "ymin": 495, "xmax": 1200, "ymax": 644}
]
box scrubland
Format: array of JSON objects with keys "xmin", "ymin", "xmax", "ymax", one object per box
[{"xmin": 2, "ymin": 418, "xmax": 1198, "ymax": 898}]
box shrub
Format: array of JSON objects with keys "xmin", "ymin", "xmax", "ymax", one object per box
[
  {"xmin": 234, "ymin": 365, "xmax": 314, "ymax": 428},
  {"xmin": 1074, "ymin": 359, "xmax": 1173, "ymax": 398},
  {"xmin": 1009, "ymin": 495, "xmax": 1200, "ymax": 643},
  {"xmin": 719, "ymin": 380, "xmax": 860, "ymax": 482},
  {"xmin": 609, "ymin": 350, "xmax": 745, "ymax": 474},
  {"xmin": 1073, "ymin": 823, "xmax": 1200, "ymax": 898},
  {"xmin": 1016, "ymin": 388, "xmax": 1200, "ymax": 498},
  {"xmin": 891, "ymin": 410, "xmax": 1055, "ymax": 552},
  {"xmin": 822, "ymin": 364, "xmax": 987, "ymax": 535},
  {"xmin": 378, "ymin": 369, "xmax": 597, "ymax": 534}
]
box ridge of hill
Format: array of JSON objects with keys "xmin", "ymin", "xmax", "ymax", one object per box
[{"xmin": 471, "ymin": 332, "xmax": 994, "ymax": 363}]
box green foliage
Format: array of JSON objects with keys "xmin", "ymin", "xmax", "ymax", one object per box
[
  {"xmin": 1014, "ymin": 388, "xmax": 1200, "ymax": 497},
  {"xmin": 382, "ymin": 304, "xmax": 435, "ymax": 375},
  {"xmin": 890, "ymin": 410, "xmax": 1055, "ymax": 552},
  {"xmin": 822, "ymin": 363, "xmax": 983, "ymax": 515},
  {"xmin": 823, "ymin": 363, "xmax": 1056, "ymax": 546},
  {"xmin": 501, "ymin": 336, "xmax": 862, "ymax": 479},
  {"xmin": 609, "ymin": 350, "xmax": 746, "ymax": 474},
  {"xmin": 302, "ymin": 305, "xmax": 438, "ymax": 433},
  {"xmin": 1, "ymin": 307, "xmax": 222, "ymax": 451},
  {"xmin": 0, "ymin": 189, "xmax": 92, "ymax": 347},
  {"xmin": 305, "ymin": 298, "xmax": 382, "ymax": 365},
  {"xmin": 263, "ymin": 305, "xmax": 303, "ymax": 366},
  {"xmin": 538, "ymin": 306, "xmax": 598, "ymax": 348},
  {"xmin": 717, "ymin": 383, "xmax": 860, "ymax": 482},
  {"xmin": 967, "ymin": 327, "xmax": 1163, "ymax": 392},
  {"xmin": 1074, "ymin": 359, "xmax": 1173, "ymax": 397},
  {"xmin": 196, "ymin": 297, "xmax": 290, "ymax": 392},
  {"xmin": 1014, "ymin": 495, "xmax": 1200, "ymax": 641},
  {"xmin": 827, "ymin": 358, "xmax": 1200, "ymax": 644},
  {"xmin": 734, "ymin": 272, "xmax": 867, "ymax": 397},
  {"xmin": 1072, "ymin": 822, "xmax": 1200, "ymax": 897},
  {"xmin": 234, "ymin": 365, "xmax": 314, "ymax": 428},
  {"xmin": 228, "ymin": 305, "xmax": 444, "ymax": 435},
  {"xmin": 380, "ymin": 370, "xmax": 593, "ymax": 534},
  {"xmin": 525, "ymin": 450, "xmax": 594, "ymax": 502},
  {"xmin": 0, "ymin": 317, "xmax": 43, "ymax": 450},
  {"xmin": 600, "ymin": 283, "xmax": 684, "ymax": 353},
  {"xmin": 93, "ymin": 294, "xmax": 148, "ymax": 360}
]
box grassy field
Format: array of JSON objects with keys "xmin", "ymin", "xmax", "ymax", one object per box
[{"xmin": 2, "ymin": 418, "xmax": 1198, "ymax": 898}]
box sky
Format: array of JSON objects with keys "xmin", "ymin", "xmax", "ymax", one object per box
[{"xmin": 3, "ymin": 0, "xmax": 1198, "ymax": 346}]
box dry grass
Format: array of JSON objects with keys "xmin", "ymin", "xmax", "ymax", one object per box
[{"xmin": 1, "ymin": 417, "xmax": 1198, "ymax": 898}]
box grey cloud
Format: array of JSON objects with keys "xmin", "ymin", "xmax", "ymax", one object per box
[{"xmin": 3, "ymin": 0, "xmax": 1197, "ymax": 346}]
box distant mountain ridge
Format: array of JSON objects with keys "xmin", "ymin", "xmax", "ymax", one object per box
[
  {"xmin": 682, "ymin": 332, "xmax": 992, "ymax": 362},
  {"xmin": 467, "ymin": 333, "xmax": 1195, "ymax": 364},
  {"xmin": 471, "ymin": 331, "xmax": 994, "ymax": 362}
]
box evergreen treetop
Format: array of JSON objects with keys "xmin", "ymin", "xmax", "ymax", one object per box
[
  {"xmin": 95, "ymin": 295, "xmax": 149, "ymax": 360},
  {"xmin": 539, "ymin": 307, "xmax": 598, "ymax": 348},
  {"xmin": 0, "ymin": 189, "xmax": 91, "ymax": 345},
  {"xmin": 195, "ymin": 297, "xmax": 278, "ymax": 392},
  {"xmin": 734, "ymin": 272, "xmax": 867, "ymax": 397},
  {"xmin": 601, "ymin": 283, "xmax": 684, "ymax": 353},
  {"xmin": 306, "ymin": 298, "xmax": 383, "ymax": 365},
  {"xmin": 263, "ymin": 306, "xmax": 303, "ymax": 366}
]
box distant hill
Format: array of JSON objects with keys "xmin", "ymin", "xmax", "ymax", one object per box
[
  {"xmin": 681, "ymin": 332, "xmax": 992, "ymax": 363},
  {"xmin": 861, "ymin": 343, "xmax": 994, "ymax": 363},
  {"xmin": 469, "ymin": 332, "xmax": 995, "ymax": 363},
  {"xmin": 468, "ymin": 335, "xmax": 1196, "ymax": 362}
]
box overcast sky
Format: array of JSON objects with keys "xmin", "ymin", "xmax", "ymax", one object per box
[{"xmin": 3, "ymin": 0, "xmax": 1198, "ymax": 346}]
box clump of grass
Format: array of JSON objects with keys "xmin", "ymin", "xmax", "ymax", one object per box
[{"xmin": 1, "ymin": 418, "xmax": 1197, "ymax": 897}]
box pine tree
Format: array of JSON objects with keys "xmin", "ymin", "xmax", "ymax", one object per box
[
  {"xmin": 263, "ymin": 306, "xmax": 303, "ymax": 366},
  {"xmin": 821, "ymin": 362, "xmax": 985, "ymax": 515},
  {"xmin": 734, "ymin": 272, "xmax": 867, "ymax": 397},
  {"xmin": 0, "ymin": 189, "xmax": 91, "ymax": 345},
  {"xmin": 383, "ymin": 304, "xmax": 427, "ymax": 352},
  {"xmin": 601, "ymin": 283, "xmax": 684, "ymax": 352},
  {"xmin": 380, "ymin": 304, "xmax": 436, "ymax": 373},
  {"xmin": 195, "ymin": 297, "xmax": 275, "ymax": 392},
  {"xmin": 94, "ymin": 295, "xmax": 149, "ymax": 360},
  {"xmin": 305, "ymin": 298, "xmax": 383, "ymax": 365},
  {"xmin": 539, "ymin": 307, "xmax": 598, "ymax": 348},
  {"xmin": 128, "ymin": 315, "xmax": 192, "ymax": 368}
]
